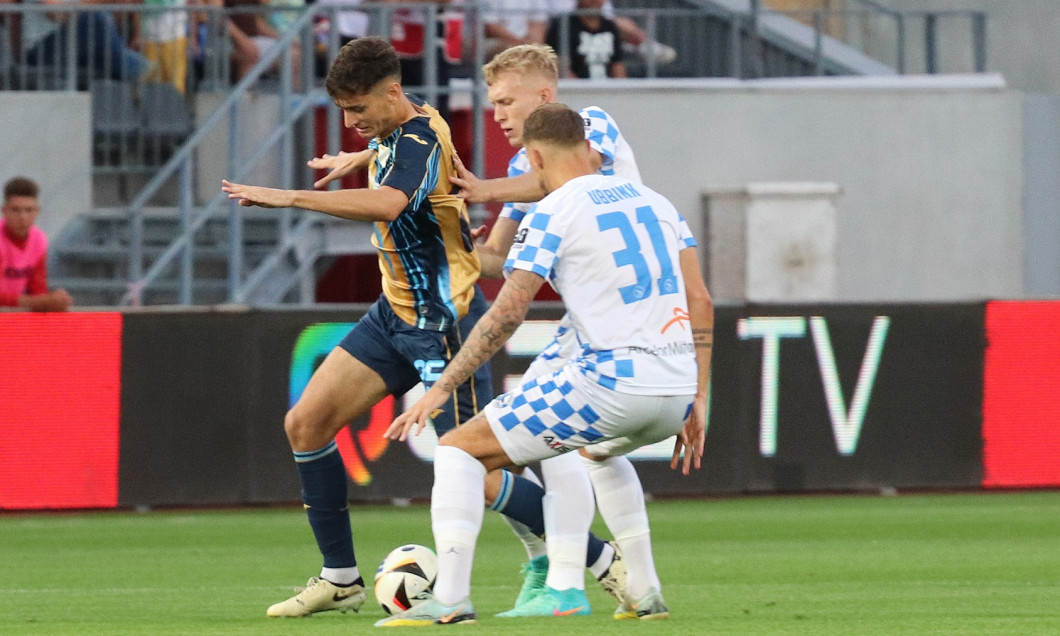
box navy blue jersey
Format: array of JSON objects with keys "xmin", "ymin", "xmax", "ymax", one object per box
[{"xmin": 368, "ymin": 95, "xmax": 479, "ymax": 331}]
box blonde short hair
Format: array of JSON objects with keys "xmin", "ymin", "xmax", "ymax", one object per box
[{"xmin": 483, "ymin": 44, "xmax": 559, "ymax": 85}]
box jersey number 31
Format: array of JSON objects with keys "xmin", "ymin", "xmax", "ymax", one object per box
[{"xmin": 596, "ymin": 205, "xmax": 678, "ymax": 305}]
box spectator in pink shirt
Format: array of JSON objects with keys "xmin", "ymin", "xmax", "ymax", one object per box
[{"xmin": 0, "ymin": 177, "xmax": 72, "ymax": 312}]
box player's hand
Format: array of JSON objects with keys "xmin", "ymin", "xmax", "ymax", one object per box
[
  {"xmin": 386, "ymin": 385, "xmax": 452, "ymax": 442},
  {"xmin": 221, "ymin": 179, "xmax": 293, "ymax": 208},
  {"xmin": 670, "ymin": 397, "xmax": 706, "ymax": 475},
  {"xmin": 470, "ymin": 224, "xmax": 489, "ymax": 242},
  {"xmin": 307, "ymin": 150, "xmax": 367, "ymax": 189},
  {"xmin": 449, "ymin": 154, "xmax": 490, "ymax": 204}
]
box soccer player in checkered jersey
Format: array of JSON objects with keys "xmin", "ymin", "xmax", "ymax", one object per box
[
  {"xmin": 451, "ymin": 43, "xmax": 671, "ymax": 616},
  {"xmin": 379, "ymin": 103, "xmax": 713, "ymax": 626}
]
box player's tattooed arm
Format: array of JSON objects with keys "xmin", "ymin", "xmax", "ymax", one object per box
[
  {"xmin": 435, "ymin": 270, "xmax": 543, "ymax": 393},
  {"xmin": 672, "ymin": 246, "xmax": 713, "ymax": 474},
  {"xmin": 386, "ymin": 270, "xmax": 544, "ymax": 441},
  {"xmin": 693, "ymin": 328, "xmax": 713, "ymax": 348}
]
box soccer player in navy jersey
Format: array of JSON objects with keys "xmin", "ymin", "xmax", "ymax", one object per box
[
  {"xmin": 379, "ymin": 103, "xmax": 712, "ymax": 626},
  {"xmin": 222, "ymin": 36, "xmax": 492, "ymax": 617}
]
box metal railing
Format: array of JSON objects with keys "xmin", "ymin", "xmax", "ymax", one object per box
[
  {"xmin": 696, "ymin": 0, "xmax": 988, "ymax": 77},
  {"xmin": 4, "ymin": 1, "xmax": 992, "ymax": 306},
  {"xmin": 118, "ymin": 2, "xmax": 487, "ymax": 306},
  {"xmin": 118, "ymin": 6, "xmax": 316, "ymax": 305}
]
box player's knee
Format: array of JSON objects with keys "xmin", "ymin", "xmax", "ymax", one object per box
[
  {"xmin": 579, "ymin": 447, "xmax": 609, "ymax": 462},
  {"xmin": 284, "ymin": 406, "xmax": 322, "ymax": 451}
]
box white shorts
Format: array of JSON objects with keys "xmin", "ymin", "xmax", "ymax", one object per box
[{"xmin": 485, "ymin": 364, "xmax": 694, "ymax": 466}]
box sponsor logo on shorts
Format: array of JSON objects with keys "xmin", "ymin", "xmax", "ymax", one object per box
[{"xmin": 541, "ymin": 435, "xmax": 574, "ymax": 453}]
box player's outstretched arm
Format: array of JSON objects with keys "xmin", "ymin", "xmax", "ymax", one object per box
[
  {"xmin": 222, "ymin": 180, "xmax": 408, "ymax": 222},
  {"xmin": 671, "ymin": 246, "xmax": 713, "ymax": 475},
  {"xmin": 476, "ymin": 217, "xmax": 521, "ymax": 278},
  {"xmin": 387, "ymin": 269, "xmax": 545, "ymax": 441},
  {"xmin": 307, "ymin": 149, "xmax": 372, "ymax": 189},
  {"xmin": 450, "ymin": 154, "xmax": 546, "ymax": 204},
  {"xmin": 221, "ymin": 180, "xmax": 294, "ymax": 208}
]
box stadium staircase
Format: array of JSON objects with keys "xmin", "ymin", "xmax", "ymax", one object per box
[
  {"xmin": 612, "ymin": 0, "xmax": 894, "ymax": 78},
  {"xmin": 49, "ymin": 1, "xmax": 913, "ymax": 307},
  {"xmin": 50, "ymin": 209, "xmax": 284, "ymax": 306}
]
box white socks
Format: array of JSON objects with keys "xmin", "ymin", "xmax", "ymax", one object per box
[
  {"xmin": 583, "ymin": 454, "xmax": 660, "ymax": 600},
  {"xmin": 431, "ymin": 445, "xmax": 486, "ymax": 605},
  {"xmin": 541, "ymin": 452, "xmax": 594, "ymax": 591},
  {"xmin": 320, "ymin": 566, "xmax": 361, "ymax": 586}
]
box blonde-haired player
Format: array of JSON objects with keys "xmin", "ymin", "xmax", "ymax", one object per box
[{"xmin": 450, "ymin": 45, "xmax": 679, "ymax": 618}]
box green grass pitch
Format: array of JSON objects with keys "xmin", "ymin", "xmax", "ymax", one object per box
[{"xmin": 2, "ymin": 491, "xmax": 1059, "ymax": 635}]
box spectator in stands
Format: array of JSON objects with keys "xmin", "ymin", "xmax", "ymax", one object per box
[
  {"xmin": 15, "ymin": 0, "xmax": 152, "ymax": 82},
  {"xmin": 311, "ymin": 0, "xmax": 368, "ymax": 77},
  {"xmin": 545, "ymin": 0, "xmax": 675, "ymax": 68},
  {"xmin": 0, "ymin": 177, "xmax": 72, "ymax": 312},
  {"xmin": 219, "ymin": 0, "xmax": 301, "ymax": 82},
  {"xmin": 140, "ymin": 0, "xmax": 190, "ymax": 93},
  {"xmin": 546, "ymin": 0, "xmax": 625, "ymax": 79},
  {"xmin": 387, "ymin": 0, "xmax": 460, "ymax": 120},
  {"xmin": 483, "ymin": 0, "xmax": 548, "ymax": 60},
  {"xmin": 266, "ymin": 0, "xmax": 303, "ymax": 34}
]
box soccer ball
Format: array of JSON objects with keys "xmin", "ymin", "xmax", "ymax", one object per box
[{"xmin": 374, "ymin": 543, "xmax": 438, "ymax": 615}]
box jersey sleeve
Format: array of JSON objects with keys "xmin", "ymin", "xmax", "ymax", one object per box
[
  {"xmin": 498, "ymin": 149, "xmax": 533, "ymax": 223},
  {"xmin": 503, "ymin": 208, "xmax": 562, "ymax": 280},
  {"xmin": 676, "ymin": 211, "xmax": 698, "ymax": 249},
  {"xmin": 379, "ymin": 121, "xmax": 441, "ymax": 209},
  {"xmin": 580, "ymin": 106, "xmax": 622, "ymax": 173}
]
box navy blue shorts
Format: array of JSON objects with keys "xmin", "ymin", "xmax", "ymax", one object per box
[{"xmin": 338, "ymin": 286, "xmax": 493, "ymax": 436}]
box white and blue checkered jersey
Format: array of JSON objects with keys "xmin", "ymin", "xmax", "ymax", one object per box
[
  {"xmin": 500, "ymin": 105, "xmax": 641, "ymax": 224},
  {"xmin": 504, "ymin": 173, "xmax": 699, "ymax": 395}
]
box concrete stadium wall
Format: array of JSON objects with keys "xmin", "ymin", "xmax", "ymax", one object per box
[
  {"xmin": 558, "ymin": 74, "xmax": 1040, "ymax": 302},
  {"xmin": 0, "ymin": 92, "xmax": 92, "ymax": 241}
]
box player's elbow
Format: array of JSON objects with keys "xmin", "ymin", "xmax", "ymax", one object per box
[{"xmin": 687, "ymin": 281, "xmax": 713, "ymax": 317}]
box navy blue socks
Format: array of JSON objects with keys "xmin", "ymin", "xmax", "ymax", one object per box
[
  {"xmin": 295, "ymin": 441, "xmax": 357, "ymax": 569},
  {"xmin": 491, "ymin": 469, "xmax": 607, "ymax": 567}
]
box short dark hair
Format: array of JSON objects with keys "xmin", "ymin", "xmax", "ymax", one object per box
[
  {"xmin": 325, "ymin": 36, "xmax": 401, "ymax": 99},
  {"xmin": 3, "ymin": 176, "xmax": 39, "ymax": 201},
  {"xmin": 522, "ymin": 103, "xmax": 585, "ymax": 148}
]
